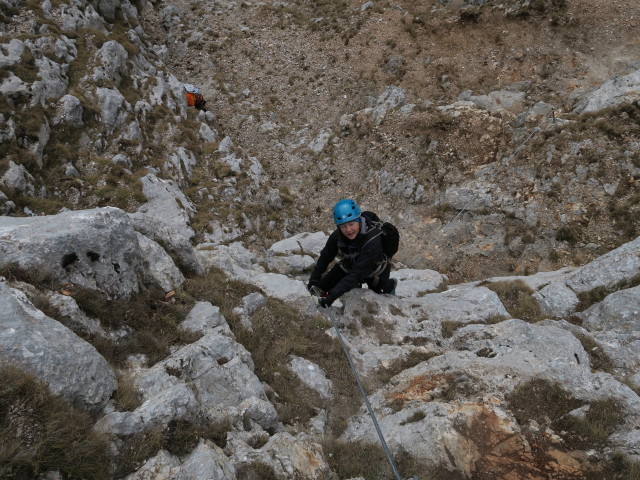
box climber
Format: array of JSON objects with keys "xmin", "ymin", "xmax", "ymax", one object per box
[
  {"xmin": 184, "ymin": 84, "xmax": 207, "ymax": 111},
  {"xmin": 307, "ymin": 199, "xmax": 397, "ymax": 308}
]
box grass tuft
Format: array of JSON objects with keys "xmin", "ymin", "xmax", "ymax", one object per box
[
  {"xmin": 507, "ymin": 378, "xmax": 582, "ymax": 427},
  {"xmin": 485, "ymin": 280, "xmax": 543, "ymax": 322}
]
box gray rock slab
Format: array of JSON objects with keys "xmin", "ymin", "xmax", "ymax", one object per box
[
  {"xmin": 135, "ymin": 232, "xmax": 185, "ymax": 293},
  {"xmin": 574, "ymin": 69, "xmax": 640, "ymax": 114},
  {"xmin": 180, "ymin": 301, "xmax": 231, "ymax": 336},
  {"xmin": 268, "ymin": 231, "xmax": 328, "ymax": 256},
  {"xmin": 566, "ymin": 235, "xmax": 640, "ymax": 293},
  {"xmin": 392, "ymin": 268, "xmax": 448, "ymax": 297},
  {"xmin": 533, "ymin": 281, "xmax": 580, "ymax": 318},
  {"xmin": 288, "ymin": 356, "xmax": 332, "ymax": 399},
  {"xmin": 414, "ymin": 285, "xmax": 510, "ymax": 324},
  {"xmin": 0, "ymin": 282, "xmax": 116, "ymax": 411},
  {"xmin": 577, "ymin": 285, "xmax": 640, "ymax": 334},
  {"xmin": 130, "ymin": 174, "xmax": 202, "ymax": 275},
  {"xmin": 0, "ymin": 207, "xmax": 144, "ymax": 298}
]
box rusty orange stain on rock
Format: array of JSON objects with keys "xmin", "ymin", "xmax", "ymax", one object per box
[{"xmin": 386, "ymin": 373, "xmax": 451, "ymax": 405}]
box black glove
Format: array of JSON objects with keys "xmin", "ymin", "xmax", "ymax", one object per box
[
  {"xmin": 318, "ymin": 296, "xmax": 333, "ymax": 308},
  {"xmin": 307, "ymin": 281, "xmax": 318, "ymax": 294}
]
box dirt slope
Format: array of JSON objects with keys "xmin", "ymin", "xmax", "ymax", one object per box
[{"xmin": 145, "ymin": 0, "xmax": 640, "ymax": 281}]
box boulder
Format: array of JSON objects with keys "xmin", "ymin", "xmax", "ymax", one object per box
[
  {"xmin": 130, "ymin": 174, "xmax": 202, "ymax": 275},
  {"xmin": 124, "ymin": 441, "xmax": 236, "ymax": 480},
  {"xmin": 92, "ymin": 40, "xmax": 128, "ymax": 86},
  {"xmin": 288, "ymin": 356, "xmax": 333, "ymax": 399},
  {"xmin": 573, "ymin": 69, "xmax": 640, "ymax": 114},
  {"xmin": 566, "ymin": 235, "xmax": 640, "ymax": 293},
  {"xmin": 0, "ymin": 207, "xmax": 145, "ymax": 298},
  {"xmin": 577, "ymin": 285, "xmax": 640, "ymax": 334},
  {"xmin": 135, "ymin": 232, "xmax": 185, "ymax": 293},
  {"xmin": 0, "ymin": 282, "xmax": 116, "ymax": 411}
]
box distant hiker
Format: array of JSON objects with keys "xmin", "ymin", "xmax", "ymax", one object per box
[
  {"xmin": 307, "ymin": 199, "xmax": 399, "ymax": 308},
  {"xmin": 184, "ymin": 84, "xmax": 207, "ymax": 111}
]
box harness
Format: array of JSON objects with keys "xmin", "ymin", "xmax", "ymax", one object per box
[{"xmin": 337, "ymin": 225, "xmax": 388, "ymax": 286}]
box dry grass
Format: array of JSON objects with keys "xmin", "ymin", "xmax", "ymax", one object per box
[
  {"xmin": 0, "ymin": 262, "xmax": 57, "ymax": 290},
  {"xmin": 507, "ymin": 378, "xmax": 583, "ymax": 427},
  {"xmin": 485, "ymin": 280, "xmax": 543, "ymax": 322},
  {"xmin": 0, "ymin": 365, "xmax": 111, "ymax": 479},
  {"xmin": 556, "ymin": 398, "xmax": 624, "ymax": 449},
  {"xmin": 111, "ymin": 415, "xmax": 234, "ymax": 478},
  {"xmin": 71, "ymin": 286, "xmax": 200, "ymax": 366},
  {"xmin": 507, "ymin": 378, "xmax": 625, "ymax": 451},
  {"xmin": 322, "ymin": 438, "xmax": 463, "ymax": 480},
  {"xmin": 112, "ymin": 371, "xmax": 143, "ymax": 412},
  {"xmin": 236, "ymin": 462, "xmax": 279, "ymax": 480}
]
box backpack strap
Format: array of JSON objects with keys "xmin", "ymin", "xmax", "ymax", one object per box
[{"xmin": 336, "ymin": 225, "xmax": 385, "ymax": 272}]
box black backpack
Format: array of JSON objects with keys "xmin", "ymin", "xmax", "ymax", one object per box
[{"xmin": 361, "ymin": 211, "xmax": 400, "ymax": 259}]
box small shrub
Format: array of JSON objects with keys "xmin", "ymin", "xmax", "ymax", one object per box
[
  {"xmin": 236, "ymin": 462, "xmax": 278, "ymax": 480},
  {"xmin": 459, "ymin": 7, "xmax": 481, "ymax": 22},
  {"xmin": 0, "ymin": 262, "xmax": 57, "ymax": 290},
  {"xmin": 608, "ymin": 452, "xmax": 640, "ymax": 480},
  {"xmin": 555, "ymin": 224, "xmax": 580, "ymax": 245},
  {"xmin": 112, "ymin": 372, "xmax": 143, "ymax": 412},
  {"xmin": 575, "ymin": 286, "xmax": 610, "ymax": 312},
  {"xmin": 112, "ymin": 427, "xmax": 165, "ymax": 477},
  {"xmin": 322, "ymin": 439, "xmax": 392, "ymax": 479},
  {"xmin": 400, "ymin": 410, "xmax": 426, "ymax": 425},
  {"xmin": 72, "ymin": 287, "xmax": 198, "ymax": 366},
  {"xmin": 609, "ymin": 197, "xmax": 640, "ymax": 240}
]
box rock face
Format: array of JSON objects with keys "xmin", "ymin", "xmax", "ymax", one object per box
[
  {"xmin": 2, "ymin": 0, "xmax": 640, "ymax": 477},
  {"xmin": 3, "ymin": 224, "xmax": 640, "ymax": 479},
  {"xmin": 0, "ymin": 282, "xmax": 116, "ymax": 411},
  {"xmin": 129, "ymin": 174, "xmax": 203, "ymax": 275},
  {"xmin": 0, "ymin": 207, "xmax": 144, "ymax": 298}
]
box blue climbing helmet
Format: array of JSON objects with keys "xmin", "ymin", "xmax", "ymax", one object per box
[{"xmin": 333, "ymin": 199, "xmax": 361, "ymax": 225}]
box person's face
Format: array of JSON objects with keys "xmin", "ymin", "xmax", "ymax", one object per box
[{"xmin": 339, "ymin": 220, "xmax": 360, "ymax": 240}]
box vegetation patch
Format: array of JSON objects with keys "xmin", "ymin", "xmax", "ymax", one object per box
[
  {"xmin": 322, "ymin": 439, "xmax": 398, "ymax": 480},
  {"xmin": 112, "ymin": 371, "xmax": 143, "ymax": 412},
  {"xmin": 235, "ymin": 462, "xmax": 278, "ymax": 480},
  {"xmin": 441, "ymin": 320, "xmax": 466, "ymax": 338},
  {"xmin": 556, "ymin": 398, "xmax": 625, "ymax": 450},
  {"xmin": 112, "ymin": 414, "xmax": 233, "ymax": 478},
  {"xmin": 0, "ymin": 262, "xmax": 57, "ymax": 290},
  {"xmin": 374, "ymin": 349, "xmax": 437, "ymax": 388},
  {"xmin": 609, "ymin": 194, "xmax": 640, "ymax": 241},
  {"xmin": 0, "ymin": 365, "xmax": 111, "ymax": 480},
  {"xmin": 507, "ymin": 378, "xmax": 583, "ymax": 427},
  {"xmin": 575, "ymin": 274, "xmax": 640, "ymax": 312},
  {"xmin": 71, "ymin": 286, "xmax": 200, "ymax": 366},
  {"xmin": 485, "ymin": 280, "xmax": 543, "ymax": 322},
  {"xmin": 508, "ymin": 378, "xmax": 625, "ymax": 451}
]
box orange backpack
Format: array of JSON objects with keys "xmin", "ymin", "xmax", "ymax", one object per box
[{"xmin": 184, "ymin": 84, "xmax": 206, "ymax": 110}]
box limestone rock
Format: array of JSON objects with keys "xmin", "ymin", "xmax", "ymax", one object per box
[
  {"xmin": 0, "ymin": 282, "xmax": 116, "ymax": 411},
  {"xmin": 0, "ymin": 207, "xmax": 145, "ymax": 298}
]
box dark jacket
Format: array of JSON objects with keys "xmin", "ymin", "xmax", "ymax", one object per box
[{"xmin": 309, "ymin": 216, "xmax": 385, "ymax": 302}]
